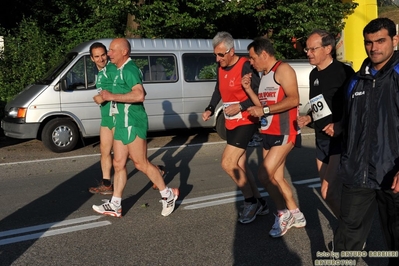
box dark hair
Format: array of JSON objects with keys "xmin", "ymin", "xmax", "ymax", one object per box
[
  {"xmin": 247, "ymin": 37, "xmax": 275, "ymax": 56},
  {"xmin": 89, "ymin": 42, "xmax": 107, "ymax": 56},
  {"xmin": 308, "ymin": 29, "xmax": 336, "ymax": 52},
  {"xmin": 363, "ymin": 18, "xmax": 396, "ymax": 38}
]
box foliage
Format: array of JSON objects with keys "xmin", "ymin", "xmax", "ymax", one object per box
[
  {"xmin": 0, "ymin": 0, "xmax": 357, "ymax": 121},
  {"xmin": 0, "ymin": 19, "xmax": 59, "ymax": 104}
]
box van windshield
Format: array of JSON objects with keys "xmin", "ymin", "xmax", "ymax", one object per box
[{"xmin": 37, "ymin": 52, "xmax": 78, "ymax": 85}]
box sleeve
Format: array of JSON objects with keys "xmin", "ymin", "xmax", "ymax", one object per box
[
  {"xmin": 240, "ymin": 61, "xmax": 260, "ymax": 110},
  {"xmin": 205, "ymin": 67, "xmax": 221, "ymax": 116},
  {"xmin": 123, "ymin": 66, "xmax": 142, "ymax": 90}
]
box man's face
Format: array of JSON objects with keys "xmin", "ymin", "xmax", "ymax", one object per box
[
  {"xmin": 248, "ymin": 47, "xmax": 265, "ymax": 72},
  {"xmin": 214, "ymin": 43, "xmax": 234, "ymax": 68},
  {"xmin": 90, "ymin": 47, "xmax": 107, "ymax": 70},
  {"xmin": 305, "ymin": 34, "xmax": 328, "ymax": 67},
  {"xmin": 108, "ymin": 40, "xmax": 124, "ymax": 67},
  {"xmin": 364, "ymin": 28, "xmax": 398, "ymax": 70}
]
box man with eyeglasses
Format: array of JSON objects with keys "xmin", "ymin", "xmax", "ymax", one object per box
[
  {"xmin": 202, "ymin": 31, "xmax": 268, "ymax": 224},
  {"xmin": 297, "ymin": 30, "xmax": 354, "ymax": 219}
]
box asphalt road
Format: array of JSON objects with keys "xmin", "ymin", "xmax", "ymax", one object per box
[{"xmin": 0, "ymin": 127, "xmax": 391, "ymax": 266}]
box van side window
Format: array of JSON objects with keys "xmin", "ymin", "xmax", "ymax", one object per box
[
  {"xmin": 131, "ymin": 55, "xmax": 177, "ymax": 83},
  {"xmin": 182, "ymin": 54, "xmax": 217, "ymax": 82},
  {"xmin": 65, "ymin": 56, "xmax": 96, "ymax": 90}
]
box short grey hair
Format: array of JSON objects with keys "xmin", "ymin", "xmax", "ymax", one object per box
[{"xmin": 212, "ymin": 31, "xmax": 234, "ymax": 50}]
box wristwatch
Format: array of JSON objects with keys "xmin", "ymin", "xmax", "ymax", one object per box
[{"xmin": 263, "ymin": 106, "xmax": 270, "ymax": 115}]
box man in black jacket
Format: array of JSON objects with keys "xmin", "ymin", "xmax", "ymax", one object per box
[{"xmin": 334, "ymin": 18, "xmax": 399, "ymax": 265}]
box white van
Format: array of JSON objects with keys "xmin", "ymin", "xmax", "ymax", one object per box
[{"xmin": 1, "ymin": 38, "xmax": 313, "ymax": 152}]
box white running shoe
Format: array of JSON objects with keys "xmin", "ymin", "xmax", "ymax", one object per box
[
  {"xmin": 269, "ymin": 211, "xmax": 294, "ymax": 238},
  {"xmin": 92, "ymin": 199, "xmax": 122, "ymax": 218},
  {"xmin": 161, "ymin": 188, "xmax": 179, "ymax": 216},
  {"xmin": 292, "ymin": 211, "xmax": 306, "ymax": 228}
]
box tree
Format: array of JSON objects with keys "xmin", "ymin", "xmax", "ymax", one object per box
[{"xmin": 0, "ymin": 0, "xmax": 357, "ymax": 120}]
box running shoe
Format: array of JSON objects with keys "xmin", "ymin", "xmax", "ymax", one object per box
[
  {"xmin": 269, "ymin": 211, "xmax": 294, "ymax": 238},
  {"xmin": 152, "ymin": 165, "xmax": 168, "ymax": 190},
  {"xmin": 161, "ymin": 188, "xmax": 179, "ymax": 216},
  {"xmin": 238, "ymin": 201, "xmax": 261, "ymax": 224},
  {"xmin": 257, "ymin": 200, "xmax": 270, "ymax": 215},
  {"xmin": 292, "ymin": 211, "xmax": 306, "ymax": 228},
  {"xmin": 89, "ymin": 182, "xmax": 113, "ymax": 195},
  {"xmin": 92, "ymin": 199, "xmax": 122, "ymax": 218}
]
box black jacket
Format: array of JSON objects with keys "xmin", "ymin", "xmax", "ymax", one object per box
[{"xmin": 339, "ymin": 51, "xmax": 399, "ymax": 190}]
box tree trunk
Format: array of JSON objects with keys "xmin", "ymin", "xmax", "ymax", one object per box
[{"xmin": 125, "ymin": 0, "xmax": 145, "ymax": 38}]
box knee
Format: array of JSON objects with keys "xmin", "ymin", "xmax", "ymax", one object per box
[
  {"xmin": 221, "ymin": 157, "xmax": 234, "ymax": 172},
  {"xmin": 113, "ymin": 158, "xmax": 126, "ymax": 171}
]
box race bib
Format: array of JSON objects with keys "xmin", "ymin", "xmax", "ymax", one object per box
[
  {"xmin": 111, "ymin": 101, "xmax": 119, "ymax": 115},
  {"xmin": 310, "ymin": 94, "xmax": 331, "ymax": 121},
  {"xmin": 223, "ymin": 101, "xmax": 242, "ymax": 120}
]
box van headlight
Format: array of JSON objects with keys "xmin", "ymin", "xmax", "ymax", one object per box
[{"xmin": 7, "ymin": 107, "xmax": 27, "ymax": 118}]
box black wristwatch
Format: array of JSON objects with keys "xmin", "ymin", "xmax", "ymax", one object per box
[{"xmin": 263, "ymin": 106, "xmax": 270, "ymax": 115}]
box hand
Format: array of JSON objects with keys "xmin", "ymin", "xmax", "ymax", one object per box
[
  {"xmin": 392, "ymin": 172, "xmax": 399, "ymax": 193},
  {"xmin": 100, "ymin": 90, "xmax": 113, "ymax": 101},
  {"xmin": 297, "ymin": 115, "xmax": 311, "ymax": 129},
  {"xmin": 202, "ymin": 110, "xmax": 211, "ymax": 121},
  {"xmin": 322, "ymin": 123, "xmax": 335, "ymax": 137},
  {"xmin": 241, "ymin": 73, "xmax": 252, "ymax": 91},
  {"xmin": 93, "ymin": 94, "xmax": 104, "ymax": 104},
  {"xmin": 247, "ymin": 106, "xmax": 264, "ymax": 118},
  {"xmin": 224, "ymin": 103, "xmax": 241, "ymax": 117}
]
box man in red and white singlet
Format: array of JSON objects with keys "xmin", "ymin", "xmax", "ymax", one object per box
[
  {"xmin": 202, "ymin": 32, "xmax": 268, "ymax": 224},
  {"xmin": 243, "ymin": 37, "xmax": 306, "ymax": 238}
]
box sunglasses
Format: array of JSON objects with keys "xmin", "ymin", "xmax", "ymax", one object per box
[{"xmin": 214, "ymin": 49, "xmax": 231, "ymax": 58}]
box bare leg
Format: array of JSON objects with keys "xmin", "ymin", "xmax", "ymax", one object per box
[{"xmin": 221, "ymin": 144, "xmax": 253, "ymax": 198}]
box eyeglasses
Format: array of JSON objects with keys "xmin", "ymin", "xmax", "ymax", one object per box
[
  {"xmin": 304, "ymin": 46, "xmax": 323, "ymax": 53},
  {"xmin": 214, "ymin": 49, "xmax": 231, "ymax": 58}
]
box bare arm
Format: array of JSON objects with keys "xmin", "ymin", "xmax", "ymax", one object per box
[
  {"xmin": 247, "ymin": 62, "xmax": 299, "ymax": 117},
  {"xmin": 242, "ymin": 73, "xmax": 261, "ymax": 107},
  {"xmin": 100, "ymin": 83, "xmax": 145, "ymax": 103}
]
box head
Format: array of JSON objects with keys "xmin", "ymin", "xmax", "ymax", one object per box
[
  {"xmin": 212, "ymin": 31, "xmax": 236, "ymax": 67},
  {"xmin": 246, "ymin": 37, "xmax": 276, "ymax": 72},
  {"xmin": 108, "ymin": 38, "xmax": 131, "ymax": 68},
  {"xmin": 305, "ymin": 30, "xmax": 335, "ymax": 70},
  {"xmin": 90, "ymin": 42, "xmax": 108, "ymax": 70},
  {"xmin": 363, "ymin": 18, "xmax": 398, "ymax": 70}
]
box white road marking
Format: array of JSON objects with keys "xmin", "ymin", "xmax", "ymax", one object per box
[
  {"xmin": 181, "ymin": 177, "xmax": 321, "ymax": 210},
  {"xmin": 0, "ymin": 221, "xmax": 110, "ymax": 245},
  {"xmin": 292, "ymin": 178, "xmax": 320, "ymax": 185},
  {"xmin": 0, "ymin": 141, "xmax": 227, "ymax": 166},
  {"xmin": 0, "ymin": 215, "xmax": 104, "ymax": 237},
  {"xmin": 0, "ymin": 215, "xmax": 111, "ymax": 246}
]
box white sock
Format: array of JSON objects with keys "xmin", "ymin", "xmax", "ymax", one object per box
[
  {"xmin": 111, "ymin": 196, "xmax": 121, "ymax": 207},
  {"xmin": 160, "ymin": 187, "xmax": 170, "ymax": 198}
]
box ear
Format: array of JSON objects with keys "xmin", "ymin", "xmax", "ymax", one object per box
[
  {"xmin": 393, "ymin": 34, "xmax": 399, "ymax": 49},
  {"xmin": 324, "ymin": 44, "xmax": 333, "ymax": 55}
]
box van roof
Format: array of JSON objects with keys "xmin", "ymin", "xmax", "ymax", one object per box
[{"xmin": 71, "ymin": 38, "xmax": 253, "ymax": 54}]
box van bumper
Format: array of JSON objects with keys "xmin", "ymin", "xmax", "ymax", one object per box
[{"xmin": 1, "ymin": 120, "xmax": 40, "ymax": 139}]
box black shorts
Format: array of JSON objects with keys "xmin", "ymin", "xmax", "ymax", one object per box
[
  {"xmin": 262, "ymin": 133, "xmax": 301, "ymax": 150},
  {"xmin": 315, "ymin": 137, "xmax": 342, "ymax": 164},
  {"xmin": 226, "ymin": 124, "xmax": 257, "ymax": 149}
]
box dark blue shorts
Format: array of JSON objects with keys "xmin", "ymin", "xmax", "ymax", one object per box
[{"xmin": 315, "ymin": 137, "xmax": 342, "ymax": 164}]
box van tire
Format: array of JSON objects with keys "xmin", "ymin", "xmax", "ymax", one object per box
[
  {"xmin": 216, "ymin": 114, "xmax": 226, "ymax": 140},
  {"xmin": 42, "ymin": 118, "xmax": 79, "ymax": 153}
]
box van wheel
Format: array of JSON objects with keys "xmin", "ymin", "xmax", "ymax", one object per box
[
  {"xmin": 216, "ymin": 114, "xmax": 226, "ymax": 140},
  {"xmin": 42, "ymin": 118, "xmax": 79, "ymax": 153}
]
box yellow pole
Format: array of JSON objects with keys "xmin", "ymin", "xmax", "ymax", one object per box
[{"xmin": 336, "ymin": 0, "xmax": 378, "ymax": 71}]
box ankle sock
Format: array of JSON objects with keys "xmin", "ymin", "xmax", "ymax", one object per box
[
  {"xmin": 160, "ymin": 187, "xmax": 170, "ymax": 198},
  {"xmin": 111, "ymin": 196, "xmax": 121, "ymax": 207},
  {"xmin": 102, "ymin": 179, "xmax": 111, "ymax": 187}
]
